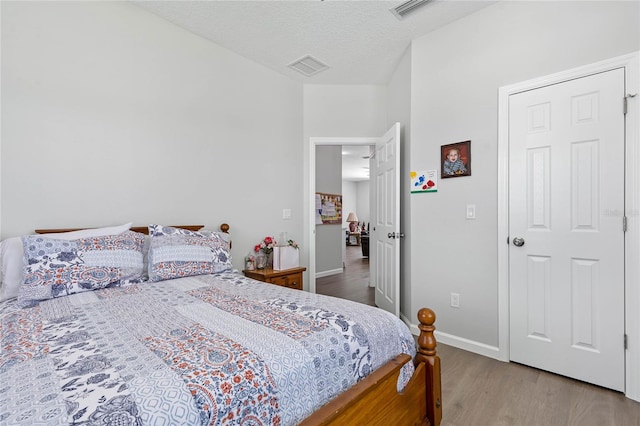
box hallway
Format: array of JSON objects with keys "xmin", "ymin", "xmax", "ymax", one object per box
[{"xmin": 316, "ymin": 244, "xmax": 374, "ymax": 306}]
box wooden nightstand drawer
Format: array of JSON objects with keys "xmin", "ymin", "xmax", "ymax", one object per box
[
  {"xmin": 243, "ymin": 267, "xmax": 306, "ymax": 291},
  {"xmin": 270, "ymin": 272, "xmax": 303, "ymax": 290}
]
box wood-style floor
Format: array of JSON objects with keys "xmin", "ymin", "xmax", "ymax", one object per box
[
  {"xmin": 317, "ymin": 246, "xmax": 640, "ymax": 426},
  {"xmin": 438, "ymin": 343, "xmax": 640, "ymax": 426},
  {"xmin": 316, "ymin": 244, "xmax": 374, "ymax": 306}
]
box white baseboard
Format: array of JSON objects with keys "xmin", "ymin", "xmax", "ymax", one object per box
[
  {"xmin": 315, "ymin": 268, "xmax": 343, "ymax": 279},
  {"xmin": 403, "ymin": 314, "xmax": 504, "ymax": 361}
]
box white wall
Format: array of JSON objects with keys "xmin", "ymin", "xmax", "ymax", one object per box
[
  {"xmin": 409, "ymin": 1, "xmax": 640, "ymax": 348},
  {"xmin": 355, "ymin": 180, "xmax": 370, "ymax": 227},
  {"xmin": 316, "ymin": 146, "xmax": 342, "ymax": 274},
  {"xmin": 303, "ymin": 85, "xmax": 388, "ymax": 280},
  {"xmin": 1, "ymin": 1, "xmax": 304, "ymax": 270},
  {"xmin": 341, "ymin": 180, "xmax": 357, "ymax": 231},
  {"xmin": 303, "ymin": 85, "xmax": 388, "ymax": 139}
]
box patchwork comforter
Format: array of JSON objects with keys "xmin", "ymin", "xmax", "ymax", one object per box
[{"xmin": 0, "ymin": 271, "xmax": 415, "ymax": 425}]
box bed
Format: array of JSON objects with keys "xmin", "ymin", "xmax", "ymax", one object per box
[{"xmin": 0, "ymin": 223, "xmax": 442, "ymax": 425}]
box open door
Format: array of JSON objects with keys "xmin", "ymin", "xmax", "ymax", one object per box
[{"xmin": 371, "ymin": 123, "xmax": 401, "ymax": 316}]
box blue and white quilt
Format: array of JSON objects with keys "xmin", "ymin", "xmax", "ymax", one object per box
[{"xmin": 0, "ymin": 271, "xmax": 416, "ymax": 425}]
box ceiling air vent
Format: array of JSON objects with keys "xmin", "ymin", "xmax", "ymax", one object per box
[
  {"xmin": 288, "ymin": 55, "xmax": 329, "ymax": 77},
  {"xmin": 390, "ymin": 0, "xmax": 433, "ymax": 20}
]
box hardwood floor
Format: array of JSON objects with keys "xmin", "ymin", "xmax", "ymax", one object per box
[
  {"xmin": 316, "ymin": 244, "xmax": 374, "ymax": 306},
  {"xmin": 438, "ymin": 343, "xmax": 640, "ymax": 426},
  {"xmin": 316, "ymin": 245, "xmax": 640, "ymax": 426}
]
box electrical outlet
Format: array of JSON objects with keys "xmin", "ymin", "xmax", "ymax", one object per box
[{"xmin": 451, "ymin": 293, "xmax": 460, "ymax": 308}]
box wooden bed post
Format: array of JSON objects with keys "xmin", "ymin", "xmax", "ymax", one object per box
[{"xmin": 415, "ymin": 308, "xmax": 442, "ymax": 426}]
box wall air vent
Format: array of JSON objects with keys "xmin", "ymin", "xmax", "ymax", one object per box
[
  {"xmin": 288, "ymin": 55, "xmax": 329, "ymax": 77},
  {"xmin": 390, "ymin": 0, "xmax": 433, "ymax": 20}
]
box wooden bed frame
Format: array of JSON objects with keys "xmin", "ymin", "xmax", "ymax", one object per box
[
  {"xmin": 35, "ymin": 223, "xmax": 442, "ymax": 426},
  {"xmin": 35, "ymin": 224, "xmax": 214, "ymax": 235},
  {"xmin": 301, "ymin": 307, "xmax": 442, "ymax": 426}
]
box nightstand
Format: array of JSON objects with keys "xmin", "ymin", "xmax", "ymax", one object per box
[{"xmin": 243, "ymin": 266, "xmax": 306, "ymax": 290}]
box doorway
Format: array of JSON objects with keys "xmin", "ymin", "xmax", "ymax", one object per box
[
  {"xmin": 316, "ymin": 144, "xmax": 373, "ymax": 305},
  {"xmin": 308, "ymin": 137, "xmax": 377, "ymax": 299},
  {"xmin": 308, "ymin": 123, "xmax": 402, "ymax": 317}
]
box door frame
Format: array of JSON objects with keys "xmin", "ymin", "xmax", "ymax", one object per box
[
  {"xmin": 308, "ymin": 136, "xmax": 377, "ymax": 294},
  {"xmin": 497, "ymin": 51, "xmax": 640, "ymax": 401}
]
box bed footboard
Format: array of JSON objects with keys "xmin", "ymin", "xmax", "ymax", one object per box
[
  {"xmin": 415, "ymin": 308, "xmax": 442, "ymax": 426},
  {"xmin": 300, "ymin": 308, "xmax": 442, "ymax": 426}
]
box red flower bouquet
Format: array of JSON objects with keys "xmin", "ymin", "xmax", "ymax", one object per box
[{"xmin": 254, "ymin": 236, "xmax": 277, "ymax": 255}]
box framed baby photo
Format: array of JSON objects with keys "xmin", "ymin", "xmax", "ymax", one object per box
[{"xmin": 441, "ymin": 140, "xmax": 471, "ymax": 179}]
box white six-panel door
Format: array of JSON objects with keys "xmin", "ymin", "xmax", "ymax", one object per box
[
  {"xmin": 508, "ymin": 68, "xmax": 625, "ymax": 391},
  {"xmin": 372, "ymin": 123, "xmax": 400, "ymax": 316}
]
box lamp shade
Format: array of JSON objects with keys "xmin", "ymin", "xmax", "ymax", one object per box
[{"xmin": 346, "ymin": 212, "xmax": 359, "ymax": 232}]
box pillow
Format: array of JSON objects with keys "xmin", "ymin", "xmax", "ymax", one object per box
[
  {"xmin": 17, "ymin": 230, "xmax": 145, "ymax": 307},
  {"xmin": 147, "ymin": 224, "xmax": 232, "ymax": 282},
  {"xmin": 0, "ymin": 222, "xmax": 133, "ymax": 302},
  {"xmin": 0, "ymin": 237, "xmax": 26, "ymax": 302},
  {"xmin": 48, "ymin": 222, "xmax": 133, "ymax": 240}
]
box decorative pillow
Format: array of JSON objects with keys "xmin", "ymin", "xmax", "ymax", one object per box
[
  {"xmin": 0, "ymin": 222, "xmax": 133, "ymax": 302},
  {"xmin": 147, "ymin": 224, "xmax": 232, "ymax": 282},
  {"xmin": 17, "ymin": 230, "xmax": 145, "ymax": 307}
]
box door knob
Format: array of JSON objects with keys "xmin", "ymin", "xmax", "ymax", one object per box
[
  {"xmin": 513, "ymin": 237, "xmax": 525, "ymax": 247},
  {"xmin": 388, "ymin": 232, "xmax": 395, "ymax": 238}
]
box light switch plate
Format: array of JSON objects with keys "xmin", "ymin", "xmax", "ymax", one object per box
[
  {"xmin": 282, "ymin": 209, "xmax": 292, "ymax": 220},
  {"xmin": 466, "ymin": 204, "xmax": 476, "ymax": 219}
]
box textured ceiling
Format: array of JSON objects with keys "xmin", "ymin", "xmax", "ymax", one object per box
[{"xmin": 132, "ymin": 0, "xmax": 496, "ymax": 85}]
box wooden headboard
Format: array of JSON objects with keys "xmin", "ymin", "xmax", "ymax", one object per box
[{"xmin": 35, "ymin": 223, "xmax": 230, "ymax": 235}]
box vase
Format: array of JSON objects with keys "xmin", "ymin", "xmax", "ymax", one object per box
[
  {"xmin": 256, "ymin": 252, "xmax": 267, "ymax": 269},
  {"xmin": 266, "ymin": 252, "xmax": 273, "ymax": 268},
  {"xmin": 244, "ymin": 254, "xmax": 255, "ymax": 271}
]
